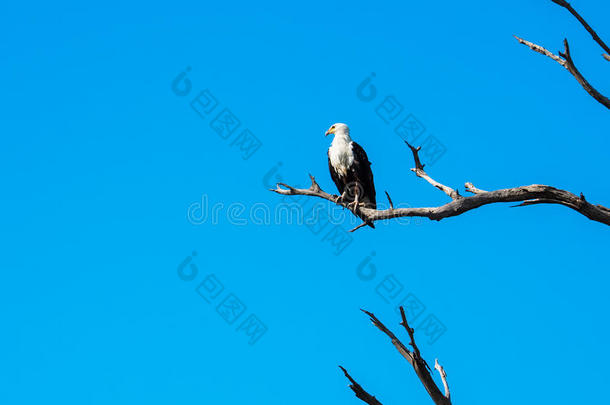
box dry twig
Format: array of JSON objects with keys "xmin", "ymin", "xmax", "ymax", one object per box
[{"xmin": 339, "ymin": 366, "xmax": 384, "ymax": 405}]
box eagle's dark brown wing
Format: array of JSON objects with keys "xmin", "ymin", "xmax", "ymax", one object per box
[{"xmin": 350, "ymin": 141, "xmax": 376, "ymax": 209}]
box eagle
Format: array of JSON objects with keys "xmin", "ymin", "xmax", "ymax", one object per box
[{"xmin": 325, "ymin": 123, "xmax": 377, "ymax": 227}]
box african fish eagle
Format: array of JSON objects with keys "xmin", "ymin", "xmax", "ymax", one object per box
[{"xmin": 325, "ymin": 123, "xmax": 377, "ymax": 227}]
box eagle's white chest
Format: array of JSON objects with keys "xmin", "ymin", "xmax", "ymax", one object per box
[{"xmin": 328, "ymin": 138, "xmax": 354, "ymax": 177}]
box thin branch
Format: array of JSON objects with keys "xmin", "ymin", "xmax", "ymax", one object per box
[
  {"xmin": 514, "ymin": 35, "xmax": 567, "ymax": 66},
  {"xmin": 339, "ymin": 366, "xmax": 383, "ymax": 405},
  {"xmin": 360, "ymin": 309, "xmax": 412, "ymax": 362},
  {"xmin": 464, "ymin": 182, "xmax": 487, "ymax": 194},
  {"xmin": 270, "ymin": 143, "xmax": 610, "ymax": 228},
  {"xmin": 385, "ymin": 191, "xmax": 394, "ymax": 209},
  {"xmin": 514, "ymin": 35, "xmax": 610, "ymax": 109},
  {"xmin": 511, "ymin": 197, "xmax": 580, "ymax": 211},
  {"xmin": 405, "ymin": 142, "xmax": 461, "ymax": 200},
  {"xmin": 559, "ymin": 39, "xmax": 610, "ymax": 109},
  {"xmin": 361, "ymin": 308, "xmax": 451, "ymax": 405},
  {"xmin": 399, "ymin": 307, "xmax": 422, "ymax": 360},
  {"xmin": 434, "ymin": 359, "xmax": 450, "ymax": 401},
  {"xmin": 406, "ymin": 141, "xmax": 425, "ymax": 171},
  {"xmin": 349, "ymin": 222, "xmax": 369, "ymax": 233},
  {"xmin": 550, "ymin": 0, "xmax": 610, "ymax": 57}
]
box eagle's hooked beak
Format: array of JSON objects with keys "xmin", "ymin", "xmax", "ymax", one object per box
[{"xmin": 325, "ymin": 127, "xmax": 334, "ymax": 136}]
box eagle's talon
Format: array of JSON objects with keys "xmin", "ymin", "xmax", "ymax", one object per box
[
  {"xmin": 347, "ymin": 201, "xmax": 363, "ymax": 211},
  {"xmin": 335, "ymin": 191, "xmax": 348, "ymax": 205}
]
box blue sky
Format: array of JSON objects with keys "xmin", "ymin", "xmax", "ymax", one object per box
[{"xmin": 1, "ymin": 1, "xmax": 609, "ymax": 404}]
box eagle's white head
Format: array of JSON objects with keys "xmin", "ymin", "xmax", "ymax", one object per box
[{"xmin": 325, "ymin": 123, "xmax": 350, "ymax": 139}]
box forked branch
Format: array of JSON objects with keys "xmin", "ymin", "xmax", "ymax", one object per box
[
  {"xmin": 270, "ymin": 142, "xmax": 610, "ymax": 230},
  {"xmin": 515, "ymin": 36, "xmax": 610, "ymax": 109},
  {"xmin": 339, "ymin": 308, "xmax": 451, "ymax": 405},
  {"xmin": 515, "ymin": 1, "xmax": 610, "ymax": 109},
  {"xmin": 550, "ymin": 0, "xmax": 610, "ymax": 59}
]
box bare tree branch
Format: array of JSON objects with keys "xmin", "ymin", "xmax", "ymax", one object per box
[
  {"xmin": 434, "ymin": 359, "xmax": 450, "ymax": 401},
  {"xmin": 360, "ymin": 308, "xmax": 451, "ymax": 405},
  {"xmin": 464, "ymin": 182, "xmax": 487, "ymax": 194},
  {"xmin": 349, "ymin": 222, "xmax": 369, "ymax": 233},
  {"xmin": 384, "ymin": 191, "xmax": 394, "ymax": 209},
  {"xmin": 270, "ymin": 143, "xmax": 610, "ymax": 229},
  {"xmin": 514, "ymin": 36, "xmax": 610, "ymax": 109},
  {"xmin": 514, "ymin": 35, "xmax": 567, "ymax": 65},
  {"xmin": 399, "ymin": 306, "xmax": 424, "ymax": 362},
  {"xmin": 550, "ymin": 0, "xmax": 610, "ymax": 58},
  {"xmin": 405, "ymin": 142, "xmax": 461, "ymax": 200},
  {"xmin": 515, "ymin": 1, "xmax": 610, "ymax": 108},
  {"xmin": 339, "ymin": 366, "xmax": 384, "ymax": 405}
]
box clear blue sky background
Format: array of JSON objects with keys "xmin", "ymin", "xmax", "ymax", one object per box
[{"xmin": 1, "ymin": 1, "xmax": 609, "ymax": 404}]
